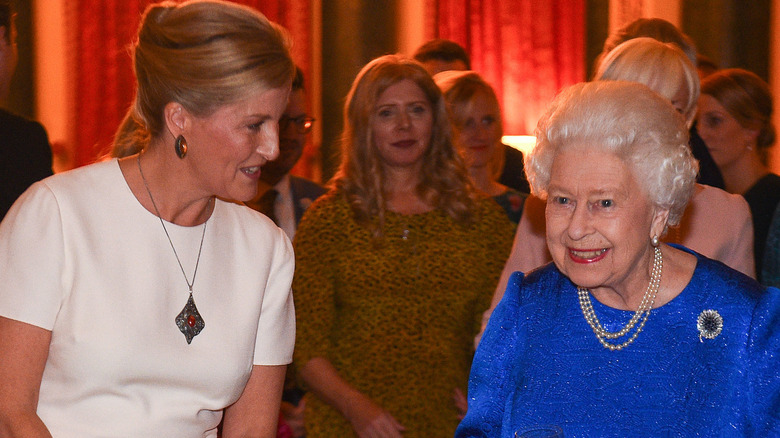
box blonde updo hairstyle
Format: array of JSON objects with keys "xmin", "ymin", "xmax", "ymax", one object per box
[
  {"xmin": 332, "ymin": 54, "xmax": 476, "ymax": 238},
  {"xmin": 527, "ymin": 81, "xmax": 698, "ymax": 226},
  {"xmin": 701, "ymin": 68, "xmax": 776, "ymax": 164},
  {"xmin": 595, "ymin": 37, "xmax": 700, "ymax": 126},
  {"xmin": 112, "ymin": 0, "xmax": 295, "ymax": 157},
  {"xmin": 434, "ymin": 70, "xmax": 505, "ymax": 179}
]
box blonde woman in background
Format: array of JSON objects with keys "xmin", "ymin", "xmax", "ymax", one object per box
[{"xmin": 435, "ymin": 70, "xmax": 527, "ymax": 224}]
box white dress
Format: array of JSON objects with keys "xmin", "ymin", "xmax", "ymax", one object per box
[{"xmin": 0, "ymin": 159, "xmax": 295, "ymax": 437}]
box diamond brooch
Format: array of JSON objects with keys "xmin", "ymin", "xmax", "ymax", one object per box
[{"xmin": 697, "ymin": 309, "xmax": 723, "ymax": 342}]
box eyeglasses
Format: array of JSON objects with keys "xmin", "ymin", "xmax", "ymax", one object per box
[{"xmin": 280, "ymin": 115, "xmax": 315, "ymax": 134}]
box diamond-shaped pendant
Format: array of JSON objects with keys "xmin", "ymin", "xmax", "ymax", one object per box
[{"xmin": 175, "ymin": 293, "xmax": 205, "ymax": 344}]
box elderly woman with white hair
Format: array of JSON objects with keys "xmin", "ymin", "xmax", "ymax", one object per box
[
  {"xmin": 457, "ymin": 81, "xmax": 780, "ymax": 437},
  {"xmin": 480, "ymin": 38, "xmax": 756, "ymax": 345}
]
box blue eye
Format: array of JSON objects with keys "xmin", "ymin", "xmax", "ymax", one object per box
[
  {"xmin": 553, "ymin": 196, "xmax": 570, "ymax": 205},
  {"xmin": 248, "ymin": 121, "xmax": 263, "ymax": 131},
  {"xmin": 599, "ymin": 199, "xmax": 613, "ymax": 208}
]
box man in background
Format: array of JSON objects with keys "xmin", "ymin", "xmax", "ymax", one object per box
[
  {"xmin": 413, "ymin": 38, "xmax": 470, "ymax": 75},
  {"xmin": 0, "ymin": 0, "xmax": 52, "ymax": 221},
  {"xmin": 413, "ymin": 39, "xmax": 530, "ymax": 194},
  {"xmin": 247, "ymin": 66, "xmax": 326, "ymax": 242}
]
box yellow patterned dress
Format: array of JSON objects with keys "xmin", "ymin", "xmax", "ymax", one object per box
[{"xmin": 293, "ymin": 190, "xmax": 514, "ymax": 437}]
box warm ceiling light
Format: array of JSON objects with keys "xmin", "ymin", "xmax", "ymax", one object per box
[{"xmin": 502, "ymin": 135, "xmax": 537, "ymax": 155}]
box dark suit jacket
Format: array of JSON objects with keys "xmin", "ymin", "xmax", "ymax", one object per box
[
  {"xmin": 499, "ymin": 143, "xmax": 530, "ymax": 194},
  {"xmin": 1, "ymin": 109, "xmax": 53, "ymax": 220},
  {"xmin": 290, "ymin": 176, "xmax": 327, "ymax": 226}
]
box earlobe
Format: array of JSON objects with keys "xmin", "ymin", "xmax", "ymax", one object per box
[{"xmin": 745, "ymin": 127, "xmax": 760, "ymax": 146}]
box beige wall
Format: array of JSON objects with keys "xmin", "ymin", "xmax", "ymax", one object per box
[
  {"xmin": 397, "ymin": 0, "xmax": 426, "ymax": 57},
  {"xmin": 609, "ymin": 0, "xmax": 681, "ymax": 32},
  {"xmin": 34, "ymin": 0, "xmax": 70, "ymax": 172}
]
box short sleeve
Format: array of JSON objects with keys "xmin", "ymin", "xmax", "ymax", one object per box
[
  {"xmin": 0, "ymin": 181, "xmax": 65, "ymax": 330},
  {"xmin": 254, "ymin": 226, "xmax": 296, "ymax": 365}
]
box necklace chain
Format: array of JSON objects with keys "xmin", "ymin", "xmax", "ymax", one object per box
[
  {"xmin": 577, "ymin": 246, "xmax": 662, "ymax": 351},
  {"xmin": 137, "ymin": 153, "xmax": 207, "ymax": 292}
]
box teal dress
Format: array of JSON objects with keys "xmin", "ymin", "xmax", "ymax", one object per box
[
  {"xmin": 458, "ymin": 246, "xmax": 780, "ymax": 437},
  {"xmin": 492, "ymin": 189, "xmax": 526, "ymax": 225}
]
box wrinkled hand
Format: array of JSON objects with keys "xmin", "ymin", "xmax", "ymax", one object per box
[
  {"xmin": 280, "ymin": 399, "xmax": 306, "ymax": 438},
  {"xmin": 453, "ymin": 388, "xmax": 468, "ymax": 420},
  {"xmin": 347, "ymin": 394, "xmax": 406, "ymax": 438}
]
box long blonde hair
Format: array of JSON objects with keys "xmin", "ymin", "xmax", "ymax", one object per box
[
  {"xmin": 331, "ymin": 55, "xmax": 476, "ymax": 239},
  {"xmin": 112, "ymin": 0, "xmax": 294, "ymax": 157}
]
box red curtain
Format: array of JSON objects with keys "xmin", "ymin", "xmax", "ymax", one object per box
[
  {"xmin": 435, "ymin": 0, "xmax": 585, "ymax": 135},
  {"xmin": 65, "ymin": 0, "xmax": 312, "ymax": 170}
]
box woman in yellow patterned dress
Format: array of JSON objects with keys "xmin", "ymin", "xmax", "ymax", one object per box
[{"xmin": 293, "ymin": 55, "xmax": 514, "ymax": 437}]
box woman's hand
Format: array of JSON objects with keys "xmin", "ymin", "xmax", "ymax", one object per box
[
  {"xmin": 344, "ymin": 391, "xmax": 405, "ymax": 438},
  {"xmin": 299, "ymin": 357, "xmax": 405, "ymax": 437},
  {"xmin": 279, "ymin": 398, "xmax": 306, "ymax": 438}
]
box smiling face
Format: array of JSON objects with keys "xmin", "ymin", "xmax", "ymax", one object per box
[
  {"xmin": 454, "ymin": 92, "xmax": 501, "ymax": 170},
  {"xmin": 371, "ymin": 79, "xmax": 434, "ymax": 172},
  {"xmin": 697, "ymin": 94, "xmax": 756, "ymax": 169},
  {"xmin": 545, "ymin": 146, "xmax": 667, "ymax": 295},
  {"xmin": 183, "ymin": 85, "xmax": 290, "ymax": 202}
]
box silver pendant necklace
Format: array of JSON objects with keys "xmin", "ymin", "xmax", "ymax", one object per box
[{"xmin": 137, "ymin": 153, "xmax": 208, "ymax": 344}]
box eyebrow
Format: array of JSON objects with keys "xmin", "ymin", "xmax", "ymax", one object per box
[
  {"xmin": 546, "ymin": 186, "xmax": 623, "ymax": 197},
  {"xmin": 376, "ymin": 100, "xmax": 429, "ymax": 108}
]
